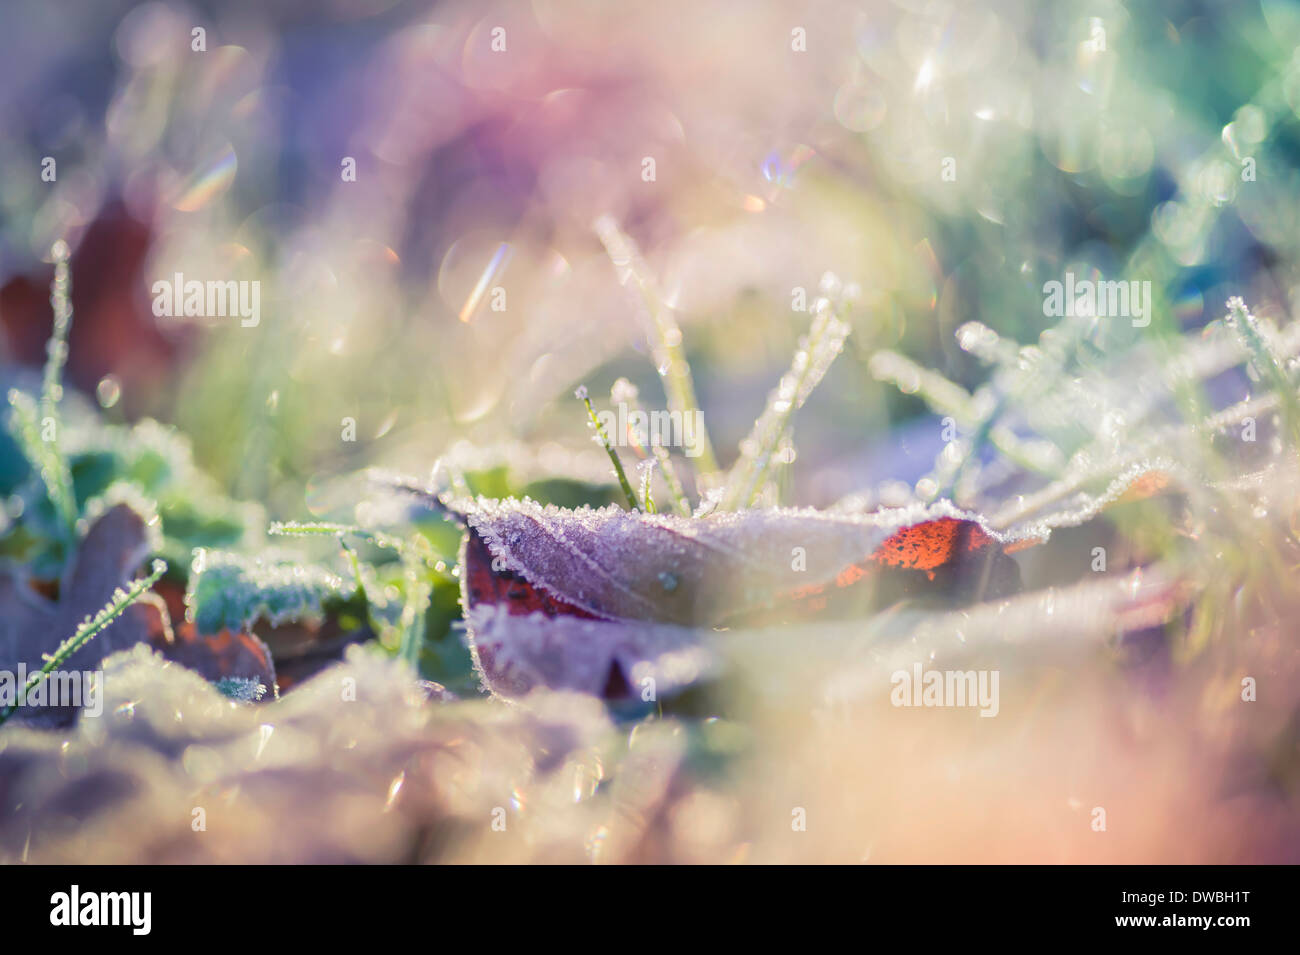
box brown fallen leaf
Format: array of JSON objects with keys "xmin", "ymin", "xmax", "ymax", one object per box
[
  {"xmin": 146, "ymin": 578, "xmax": 278, "ymax": 695},
  {"xmin": 447, "ymin": 496, "xmax": 1030, "ymax": 699},
  {"xmin": 457, "ymin": 497, "xmax": 1024, "ymax": 626},
  {"xmin": 149, "ymin": 624, "xmax": 277, "ymax": 695},
  {"xmin": 466, "ymin": 604, "xmax": 712, "ymax": 700},
  {"xmin": 0, "ymin": 504, "xmax": 168, "ymax": 725}
]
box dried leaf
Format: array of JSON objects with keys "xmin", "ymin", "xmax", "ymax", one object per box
[
  {"xmin": 150, "ymin": 624, "xmax": 276, "ymax": 695},
  {"xmin": 467, "ymin": 605, "xmax": 715, "ymax": 700},
  {"xmin": 456, "ymin": 496, "xmax": 1031, "ymax": 698},
  {"xmin": 0, "ymin": 504, "xmax": 167, "ymax": 724},
  {"xmin": 459, "ymin": 497, "xmax": 1024, "ymax": 625}
]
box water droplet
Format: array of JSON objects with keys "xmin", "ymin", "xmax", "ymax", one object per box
[
  {"xmin": 95, "ymin": 375, "xmax": 121, "ymax": 409},
  {"xmin": 658, "ymin": 571, "xmax": 678, "ymax": 592}
]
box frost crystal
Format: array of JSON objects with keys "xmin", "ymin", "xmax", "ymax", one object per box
[
  {"xmin": 213, "ymin": 677, "xmax": 269, "ymax": 702},
  {"xmin": 720, "ymin": 275, "xmax": 854, "ymax": 509},
  {"xmin": 457, "ymin": 495, "xmax": 1023, "ymax": 626},
  {"xmin": 185, "ymin": 549, "xmax": 354, "ymax": 635}
]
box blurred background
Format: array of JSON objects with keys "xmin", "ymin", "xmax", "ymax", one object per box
[
  {"xmin": 7, "ymin": 0, "xmax": 1300, "ymax": 865},
  {"xmin": 5, "ymin": 0, "xmax": 1300, "ymax": 523}
]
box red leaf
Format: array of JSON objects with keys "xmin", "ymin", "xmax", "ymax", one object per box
[
  {"xmin": 461, "ymin": 523, "xmax": 599, "ymax": 620},
  {"xmin": 150, "ymin": 624, "xmax": 277, "ymax": 693},
  {"xmin": 868, "ymin": 516, "xmax": 995, "ymax": 571},
  {"xmin": 452, "ymin": 498, "xmax": 1028, "ymax": 698}
]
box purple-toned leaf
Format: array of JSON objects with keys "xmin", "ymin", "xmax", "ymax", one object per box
[
  {"xmin": 0, "ymin": 504, "xmax": 167, "ymax": 726},
  {"xmin": 459, "ymin": 496, "xmax": 1017, "ymax": 626},
  {"xmin": 467, "ymin": 604, "xmax": 715, "ymax": 700}
]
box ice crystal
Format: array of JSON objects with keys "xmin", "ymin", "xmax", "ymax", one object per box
[
  {"xmin": 720, "ymin": 276, "xmax": 853, "ymax": 510},
  {"xmin": 594, "ymin": 215, "xmax": 718, "ymax": 475},
  {"xmin": 458, "ymin": 495, "xmax": 1019, "ymax": 626},
  {"xmin": 213, "ymin": 677, "xmax": 269, "ymax": 702},
  {"xmin": 185, "ymin": 549, "xmax": 354, "ymax": 635},
  {"xmin": 0, "ymin": 558, "xmax": 166, "ymax": 727}
]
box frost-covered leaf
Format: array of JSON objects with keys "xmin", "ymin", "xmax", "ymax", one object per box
[
  {"xmin": 152, "ymin": 623, "xmax": 277, "ymax": 695},
  {"xmin": 213, "ymin": 677, "xmax": 269, "ymax": 702},
  {"xmin": 458, "ymin": 496, "xmax": 1027, "ymax": 627},
  {"xmin": 0, "ymin": 407, "xmax": 263, "ymax": 577},
  {"xmin": 455, "ymin": 496, "xmax": 1031, "ymax": 699},
  {"xmin": 0, "ymin": 503, "xmax": 167, "ymax": 725},
  {"xmin": 467, "ymin": 604, "xmax": 716, "ymax": 700},
  {"xmin": 65, "ymin": 418, "xmax": 264, "ymax": 560},
  {"xmin": 185, "ymin": 549, "xmax": 354, "ymax": 635}
]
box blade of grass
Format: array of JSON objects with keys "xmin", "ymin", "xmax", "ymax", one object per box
[
  {"xmin": 610, "ymin": 378, "xmax": 690, "ymax": 516},
  {"xmin": 0, "ymin": 559, "xmax": 167, "ymax": 726},
  {"xmin": 397, "ymin": 546, "xmax": 431, "ymax": 671},
  {"xmin": 7, "ymin": 240, "xmax": 79, "ymax": 540},
  {"xmin": 1225, "ymin": 297, "xmax": 1300, "ymax": 448},
  {"xmin": 719, "ymin": 287, "xmax": 852, "ymax": 510},
  {"xmin": 41, "ymin": 240, "xmax": 77, "ymax": 535},
  {"xmin": 593, "ymin": 215, "xmax": 719, "ymax": 477},
  {"xmin": 576, "ymin": 386, "xmax": 639, "ymax": 511},
  {"xmin": 638, "ymin": 459, "xmax": 657, "ymax": 514}
]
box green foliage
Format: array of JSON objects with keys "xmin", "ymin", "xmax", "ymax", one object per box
[
  {"xmin": 269, "ymin": 520, "xmax": 410, "ymax": 555},
  {"xmin": 185, "ymin": 549, "xmax": 354, "ymax": 635},
  {"xmin": 594, "ymin": 215, "xmax": 719, "ymax": 475},
  {"xmin": 267, "ymin": 519, "xmax": 461, "ymax": 677},
  {"xmin": 610, "ymin": 378, "xmax": 689, "ymax": 516},
  {"xmin": 638, "ymin": 459, "xmax": 657, "ymax": 514},
  {"xmin": 69, "ymin": 418, "xmax": 264, "ymax": 560},
  {"xmin": 575, "ymin": 385, "xmax": 640, "ymax": 511},
  {"xmin": 514, "ymin": 478, "xmax": 623, "ymax": 511},
  {"xmin": 2, "ymin": 401, "xmax": 262, "ymax": 578},
  {"xmin": 0, "ymin": 241, "xmax": 260, "ymax": 586},
  {"xmin": 719, "ymin": 277, "xmax": 855, "ymax": 510},
  {"xmin": 6, "ymin": 388, "xmax": 77, "ymax": 545},
  {"xmin": 1225, "ymin": 296, "xmax": 1300, "ymax": 446}
]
